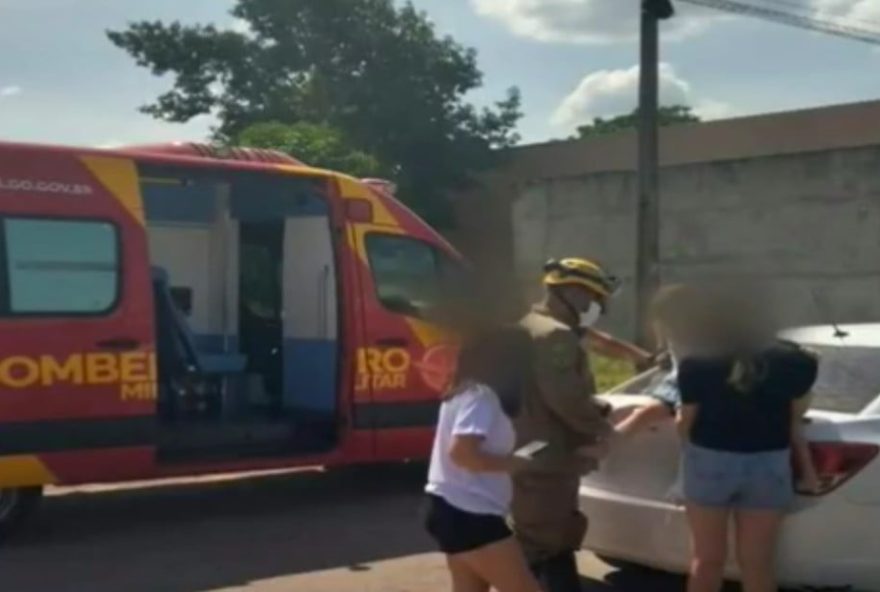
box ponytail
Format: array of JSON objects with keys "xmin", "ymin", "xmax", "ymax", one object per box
[{"xmin": 727, "ymin": 352, "xmax": 768, "ymax": 394}]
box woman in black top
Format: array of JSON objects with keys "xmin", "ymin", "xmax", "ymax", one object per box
[{"xmin": 675, "ymin": 286, "xmax": 820, "ymax": 592}]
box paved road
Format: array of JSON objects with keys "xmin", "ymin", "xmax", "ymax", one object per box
[{"xmin": 0, "ymin": 466, "xmax": 692, "ymax": 592}]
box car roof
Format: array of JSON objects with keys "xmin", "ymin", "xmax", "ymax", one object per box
[{"xmin": 781, "ymin": 323, "xmax": 880, "ymax": 348}]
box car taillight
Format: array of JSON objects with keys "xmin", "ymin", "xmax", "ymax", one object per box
[{"xmin": 795, "ymin": 442, "xmax": 879, "ymax": 496}]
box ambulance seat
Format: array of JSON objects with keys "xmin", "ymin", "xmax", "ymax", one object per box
[
  {"xmin": 152, "ymin": 267, "xmax": 246, "ymax": 420},
  {"xmin": 152, "ymin": 268, "xmax": 247, "ymax": 375}
]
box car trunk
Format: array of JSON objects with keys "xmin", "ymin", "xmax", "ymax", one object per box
[
  {"xmin": 589, "ymin": 394, "xmax": 878, "ymax": 502},
  {"xmin": 582, "ymin": 336, "xmax": 880, "ymax": 581}
]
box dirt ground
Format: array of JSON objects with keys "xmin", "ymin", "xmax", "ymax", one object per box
[{"xmin": 0, "ymin": 466, "xmax": 691, "ymax": 592}]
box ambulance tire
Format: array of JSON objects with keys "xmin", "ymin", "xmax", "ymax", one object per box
[{"xmin": 0, "ymin": 487, "xmax": 43, "ymax": 541}]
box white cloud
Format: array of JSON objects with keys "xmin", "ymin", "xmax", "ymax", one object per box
[
  {"xmin": 551, "ymin": 63, "xmax": 734, "ymax": 130},
  {"xmin": 813, "ymin": 0, "xmax": 880, "ymax": 23},
  {"xmin": 694, "ymin": 98, "xmax": 737, "ymax": 120},
  {"xmin": 472, "ymin": 0, "xmax": 880, "ymax": 46},
  {"xmin": 0, "ymin": 85, "xmax": 22, "ymax": 98},
  {"xmin": 230, "ymin": 18, "xmax": 251, "ymax": 34},
  {"xmin": 471, "ymin": 0, "xmax": 720, "ymax": 44}
]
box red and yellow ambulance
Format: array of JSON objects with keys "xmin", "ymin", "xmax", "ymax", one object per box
[{"xmin": 0, "ymin": 141, "xmax": 461, "ymax": 535}]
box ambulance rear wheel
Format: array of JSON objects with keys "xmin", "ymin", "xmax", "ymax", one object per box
[{"xmin": 0, "ymin": 487, "xmax": 43, "ymax": 540}]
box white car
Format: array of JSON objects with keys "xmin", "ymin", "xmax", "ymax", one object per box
[{"xmin": 581, "ymin": 324, "xmax": 880, "ymax": 591}]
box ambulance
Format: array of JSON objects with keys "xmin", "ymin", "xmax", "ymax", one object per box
[{"xmin": 0, "ymin": 141, "xmax": 462, "ymax": 535}]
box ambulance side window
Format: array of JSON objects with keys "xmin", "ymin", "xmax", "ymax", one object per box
[
  {"xmin": 365, "ymin": 234, "xmax": 456, "ymax": 318},
  {"xmin": 2, "ymin": 218, "xmax": 119, "ymax": 315}
]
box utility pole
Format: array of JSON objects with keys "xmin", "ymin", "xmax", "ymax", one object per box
[{"xmin": 635, "ymin": 0, "xmax": 674, "ymax": 345}]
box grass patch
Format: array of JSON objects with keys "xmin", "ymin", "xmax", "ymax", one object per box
[{"xmin": 590, "ymin": 354, "xmax": 636, "ymax": 393}]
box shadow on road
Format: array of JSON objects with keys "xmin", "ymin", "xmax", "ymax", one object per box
[
  {"xmin": 582, "ymin": 568, "xmax": 685, "ymax": 591},
  {"xmin": 1, "ymin": 464, "xmax": 753, "ymax": 592},
  {"xmin": 0, "ymin": 465, "xmax": 433, "ymax": 592},
  {"xmin": 585, "ymin": 566, "xmax": 741, "ymax": 592}
]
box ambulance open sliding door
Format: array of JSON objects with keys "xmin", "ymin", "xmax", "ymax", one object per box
[
  {"xmin": 281, "ymin": 216, "xmax": 339, "ymax": 430},
  {"xmin": 141, "ymin": 173, "xmax": 235, "ymax": 356}
]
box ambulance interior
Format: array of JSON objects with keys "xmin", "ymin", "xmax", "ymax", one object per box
[{"xmin": 140, "ymin": 165, "xmax": 340, "ymax": 462}]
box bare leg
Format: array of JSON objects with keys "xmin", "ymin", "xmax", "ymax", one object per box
[
  {"xmin": 734, "ymin": 509, "xmax": 784, "ymax": 592},
  {"xmin": 609, "ymin": 403, "xmax": 642, "ymax": 424},
  {"xmin": 613, "ymin": 402, "xmax": 672, "ymax": 437},
  {"xmin": 686, "ymin": 503, "xmax": 730, "ymax": 592},
  {"xmin": 455, "ymin": 536, "xmax": 542, "ymax": 592},
  {"xmin": 447, "ymin": 555, "xmax": 490, "ymax": 592}
]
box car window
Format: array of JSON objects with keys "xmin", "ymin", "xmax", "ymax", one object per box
[
  {"xmin": 805, "ymin": 344, "xmax": 880, "ymax": 413},
  {"xmin": 3, "ymin": 218, "xmax": 119, "ymax": 315},
  {"xmin": 365, "ymin": 234, "xmax": 461, "ymax": 317}
]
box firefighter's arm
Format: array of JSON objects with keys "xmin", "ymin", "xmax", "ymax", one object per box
[
  {"xmin": 533, "ymin": 331, "xmax": 612, "ymax": 438},
  {"xmin": 585, "ymin": 327, "xmax": 652, "ymax": 368}
]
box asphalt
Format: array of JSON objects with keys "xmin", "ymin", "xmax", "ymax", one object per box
[{"xmin": 0, "ymin": 465, "xmax": 695, "ymax": 592}]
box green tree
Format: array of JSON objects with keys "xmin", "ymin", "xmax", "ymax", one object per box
[
  {"xmin": 575, "ymin": 105, "xmax": 699, "ymax": 139},
  {"xmin": 108, "ymin": 0, "xmax": 521, "ymax": 227},
  {"xmin": 237, "ymin": 121, "xmax": 383, "ymax": 179}
]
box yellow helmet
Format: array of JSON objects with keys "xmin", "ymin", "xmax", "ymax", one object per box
[{"xmin": 542, "ymin": 258, "xmax": 621, "ymax": 300}]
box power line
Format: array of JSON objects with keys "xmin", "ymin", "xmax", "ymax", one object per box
[
  {"xmin": 678, "ymin": 0, "xmax": 880, "ymax": 45},
  {"xmin": 749, "ymin": 0, "xmax": 880, "ymax": 30},
  {"xmin": 706, "ymin": 0, "xmax": 880, "ymax": 34},
  {"xmin": 747, "ymin": 0, "xmax": 816, "ymax": 13}
]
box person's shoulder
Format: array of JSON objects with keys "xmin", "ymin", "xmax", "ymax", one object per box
[
  {"xmin": 679, "ymin": 354, "xmax": 730, "ymax": 372},
  {"xmin": 454, "ymin": 382, "xmax": 499, "ymax": 407},
  {"xmin": 518, "ymin": 314, "xmax": 581, "ymax": 375},
  {"xmin": 678, "ymin": 355, "xmax": 730, "ymax": 385},
  {"xmin": 770, "ymin": 339, "xmax": 818, "ymax": 360},
  {"xmin": 767, "ymin": 340, "xmax": 820, "ymax": 381}
]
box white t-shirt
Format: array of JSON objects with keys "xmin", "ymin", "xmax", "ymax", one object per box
[{"xmin": 425, "ymin": 383, "xmax": 516, "ymax": 516}]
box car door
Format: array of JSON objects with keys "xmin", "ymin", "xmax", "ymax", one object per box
[
  {"xmin": 581, "ymin": 370, "xmax": 691, "ymax": 568},
  {"xmin": 0, "ymin": 146, "xmax": 156, "ymax": 487}
]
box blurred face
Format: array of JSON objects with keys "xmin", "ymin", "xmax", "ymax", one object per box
[
  {"xmin": 710, "ymin": 288, "xmax": 779, "ymax": 349},
  {"xmin": 670, "ymin": 282, "xmax": 779, "ymax": 352},
  {"xmin": 650, "ymin": 286, "xmax": 713, "ymax": 354},
  {"xmin": 654, "ymin": 318, "xmax": 702, "ymax": 355},
  {"xmin": 458, "ymin": 330, "xmax": 528, "ymax": 417}
]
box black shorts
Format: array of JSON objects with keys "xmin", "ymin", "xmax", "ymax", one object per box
[{"xmin": 423, "ymin": 494, "xmax": 512, "ymax": 555}]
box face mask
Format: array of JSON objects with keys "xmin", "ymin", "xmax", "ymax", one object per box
[{"xmin": 578, "ymin": 301, "xmax": 603, "ymax": 329}]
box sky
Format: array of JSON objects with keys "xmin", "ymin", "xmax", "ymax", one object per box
[{"xmin": 0, "ymin": 0, "xmax": 878, "ymax": 146}]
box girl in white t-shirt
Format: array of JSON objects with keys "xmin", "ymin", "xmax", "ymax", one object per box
[{"xmin": 424, "ymin": 327, "xmax": 541, "ymax": 592}]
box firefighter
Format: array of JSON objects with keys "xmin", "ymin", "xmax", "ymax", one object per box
[{"xmin": 513, "ymin": 258, "xmax": 649, "ymax": 591}]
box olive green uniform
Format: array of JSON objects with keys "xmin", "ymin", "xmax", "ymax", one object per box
[{"xmin": 512, "ymin": 309, "xmax": 612, "ymax": 564}]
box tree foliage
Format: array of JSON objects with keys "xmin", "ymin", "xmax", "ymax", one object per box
[
  {"xmin": 108, "ymin": 0, "xmax": 521, "ymax": 227},
  {"xmin": 575, "ymin": 105, "xmax": 699, "ymax": 139},
  {"xmin": 237, "ymin": 121, "xmax": 383, "ymax": 179}
]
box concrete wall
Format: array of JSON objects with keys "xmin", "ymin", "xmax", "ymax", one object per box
[
  {"xmin": 510, "ymin": 147, "xmax": 880, "ymax": 337},
  {"xmin": 451, "ymin": 101, "xmax": 880, "ymax": 339}
]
